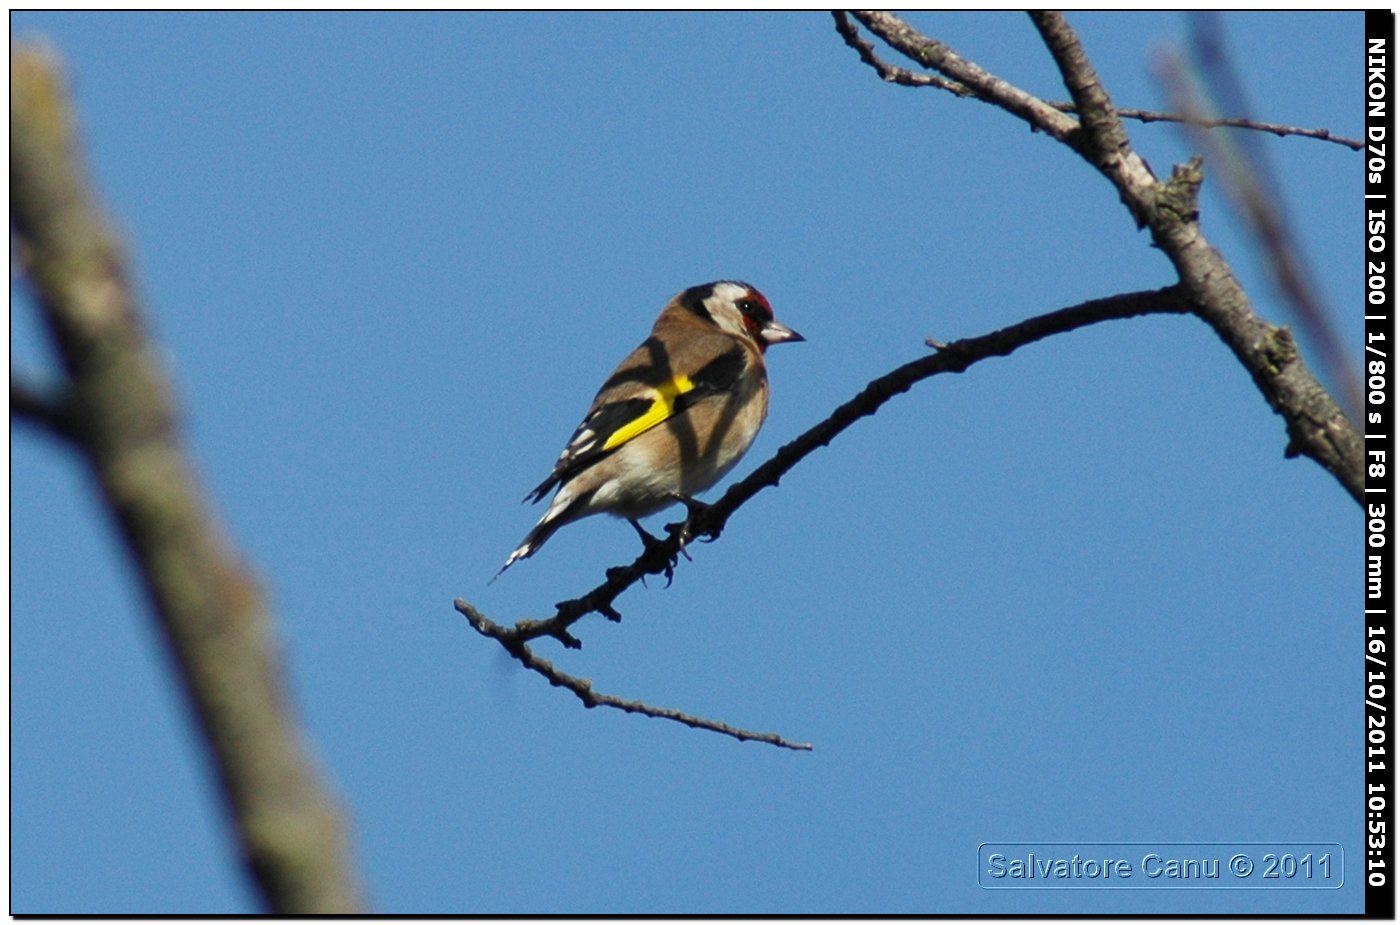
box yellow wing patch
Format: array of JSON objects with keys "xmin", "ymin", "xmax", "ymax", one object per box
[{"xmin": 601, "ymin": 375, "xmax": 695, "ymax": 451}]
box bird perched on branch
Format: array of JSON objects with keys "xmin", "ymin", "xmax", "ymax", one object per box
[{"xmin": 495, "ymin": 280, "xmax": 803, "ymax": 579}]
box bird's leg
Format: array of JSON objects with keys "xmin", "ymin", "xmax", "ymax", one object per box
[
  {"xmin": 628, "ymin": 518, "xmax": 681, "ymax": 586},
  {"xmin": 628, "ymin": 517, "xmax": 667, "ymax": 552}
]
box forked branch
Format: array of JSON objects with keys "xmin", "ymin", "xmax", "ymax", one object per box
[
  {"xmin": 831, "ymin": 12, "xmax": 1363, "ymax": 150},
  {"xmin": 841, "ymin": 10, "xmax": 1362, "ymax": 503}
]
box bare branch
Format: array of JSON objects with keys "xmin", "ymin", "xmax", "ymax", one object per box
[
  {"xmin": 849, "ymin": 11, "xmax": 1082, "ymax": 146},
  {"xmin": 841, "ymin": 11, "xmax": 1361, "ymax": 503},
  {"xmin": 699, "ymin": 288, "xmax": 1195, "ymax": 530},
  {"xmin": 455, "ymin": 600, "xmax": 813, "ymax": 751},
  {"xmin": 832, "ymin": 11, "xmax": 971, "ymax": 95},
  {"xmin": 1025, "ymin": 11, "xmax": 1362, "ymax": 501},
  {"xmin": 835, "ymin": 13, "xmax": 1362, "ymax": 150},
  {"xmin": 11, "ymin": 45, "xmax": 365, "ymax": 914},
  {"xmin": 1049, "ymin": 102, "xmax": 1363, "ymax": 151},
  {"xmin": 1026, "ymin": 11, "xmax": 1159, "ymax": 222}
]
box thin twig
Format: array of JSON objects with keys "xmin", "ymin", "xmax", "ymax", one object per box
[
  {"xmin": 455, "ymin": 600, "xmax": 813, "ymax": 751},
  {"xmin": 1049, "ymin": 102, "xmax": 1363, "ymax": 151},
  {"xmin": 833, "ymin": 13, "xmax": 1362, "ymax": 151},
  {"xmin": 849, "ymin": 10, "xmax": 1082, "ymax": 147},
  {"xmin": 832, "ymin": 11, "xmax": 971, "ymax": 95}
]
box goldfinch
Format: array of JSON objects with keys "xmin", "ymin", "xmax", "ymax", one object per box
[{"xmin": 497, "ymin": 280, "xmax": 803, "ymax": 577}]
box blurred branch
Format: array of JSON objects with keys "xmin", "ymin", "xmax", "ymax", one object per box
[
  {"xmin": 458, "ymin": 286, "xmax": 1191, "ymax": 746},
  {"xmin": 11, "ymin": 375, "xmax": 77, "ymax": 441},
  {"xmin": 831, "ymin": 12, "xmax": 1362, "ymax": 150},
  {"xmin": 11, "ymin": 46, "xmax": 366, "ymax": 914},
  {"xmin": 840, "ymin": 10, "xmax": 1363, "ymax": 504},
  {"xmin": 1156, "ymin": 18, "xmax": 1363, "ymax": 423}
]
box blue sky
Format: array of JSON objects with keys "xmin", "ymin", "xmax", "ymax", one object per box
[{"xmin": 10, "ymin": 11, "xmax": 1362, "ymax": 914}]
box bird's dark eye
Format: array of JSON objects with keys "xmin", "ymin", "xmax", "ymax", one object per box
[{"xmin": 738, "ymin": 298, "xmax": 764, "ymax": 319}]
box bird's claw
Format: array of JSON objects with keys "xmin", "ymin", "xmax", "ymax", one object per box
[
  {"xmin": 667, "ymin": 495, "xmax": 721, "ymax": 546},
  {"xmin": 627, "ymin": 498, "xmax": 719, "ymax": 588},
  {"xmin": 629, "ymin": 518, "xmax": 682, "ymax": 587},
  {"xmin": 664, "ymin": 520, "xmax": 698, "ymax": 558}
]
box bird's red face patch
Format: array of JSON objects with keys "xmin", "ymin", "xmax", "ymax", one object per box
[{"xmin": 735, "ymin": 289, "xmax": 774, "ymax": 349}]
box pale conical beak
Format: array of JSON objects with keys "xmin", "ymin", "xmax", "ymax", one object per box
[{"xmin": 760, "ymin": 319, "xmax": 805, "ymax": 346}]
